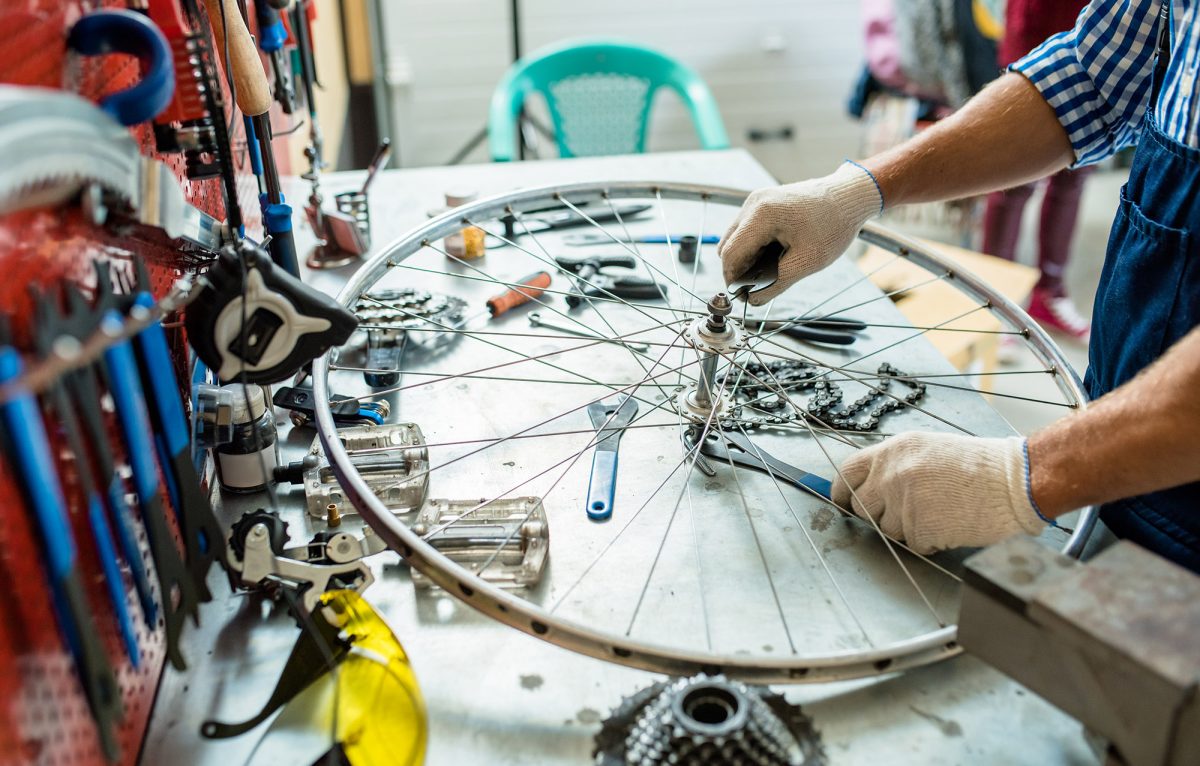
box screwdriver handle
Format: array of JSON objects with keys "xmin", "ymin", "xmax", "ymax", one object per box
[
  {"xmin": 204, "ymin": 0, "xmax": 271, "ymax": 116},
  {"xmin": 487, "ymin": 271, "xmax": 552, "ymax": 317}
]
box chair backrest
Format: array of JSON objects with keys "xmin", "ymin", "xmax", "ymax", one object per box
[{"xmin": 488, "ymin": 38, "xmax": 730, "ymax": 162}]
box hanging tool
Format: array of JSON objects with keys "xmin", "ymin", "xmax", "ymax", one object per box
[
  {"xmin": 457, "ymin": 270, "xmax": 553, "ymax": 327},
  {"xmin": 563, "ymin": 232, "xmax": 720, "ymax": 247},
  {"xmin": 184, "ymin": 241, "xmax": 358, "ymax": 384},
  {"xmin": 205, "ymin": 0, "xmax": 300, "ymax": 276},
  {"xmin": 291, "ymin": 0, "xmax": 326, "ymax": 236},
  {"xmin": 0, "ymin": 337, "xmax": 124, "ymax": 762},
  {"xmin": 728, "ymin": 241, "xmax": 783, "ymax": 302},
  {"xmin": 585, "ymin": 395, "xmax": 638, "ymax": 521},
  {"xmin": 742, "ymin": 315, "xmax": 867, "ymax": 346},
  {"xmin": 685, "ymin": 427, "xmax": 832, "ymax": 500},
  {"xmin": 100, "ymin": 308, "xmax": 201, "ymax": 670},
  {"xmin": 527, "ymin": 311, "xmax": 650, "ymax": 352},
  {"xmin": 31, "ymin": 293, "xmax": 140, "ymax": 667},
  {"xmin": 554, "ymin": 254, "xmax": 667, "ymax": 308},
  {"xmin": 0, "ymin": 86, "xmax": 225, "ymax": 254},
  {"xmin": 53, "ymin": 286, "xmax": 160, "ymax": 633},
  {"xmin": 66, "ymin": 9, "xmax": 176, "ymax": 127},
  {"xmin": 254, "ymin": 0, "xmax": 295, "ymax": 113},
  {"xmin": 103, "ymin": 261, "xmax": 227, "ymax": 600}
]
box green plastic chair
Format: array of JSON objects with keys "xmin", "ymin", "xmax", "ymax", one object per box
[{"xmin": 488, "ymin": 38, "xmax": 730, "ymax": 162}]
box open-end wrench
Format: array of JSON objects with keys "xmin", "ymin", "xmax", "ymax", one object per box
[
  {"xmin": 585, "ymin": 395, "xmax": 639, "ymax": 521},
  {"xmin": 0, "ymin": 342, "xmax": 124, "ymax": 761},
  {"xmin": 101, "ymin": 309, "xmax": 199, "ymax": 670},
  {"xmin": 728, "ymin": 241, "xmax": 783, "ymax": 303},
  {"xmin": 528, "ymin": 312, "xmax": 650, "ymax": 353},
  {"xmin": 686, "ymin": 426, "xmax": 832, "ymax": 500}
]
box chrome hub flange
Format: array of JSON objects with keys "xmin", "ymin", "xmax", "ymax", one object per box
[{"xmin": 679, "ymin": 293, "xmax": 746, "ymax": 422}]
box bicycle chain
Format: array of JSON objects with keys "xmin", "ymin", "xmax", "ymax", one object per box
[{"xmin": 721, "ymin": 360, "xmax": 926, "ymax": 432}]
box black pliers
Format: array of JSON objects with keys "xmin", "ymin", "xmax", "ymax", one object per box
[{"xmin": 743, "ymin": 315, "xmax": 867, "ymax": 346}]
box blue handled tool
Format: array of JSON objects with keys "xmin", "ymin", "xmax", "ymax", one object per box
[
  {"xmin": 66, "ymin": 9, "xmax": 175, "ymax": 126},
  {"xmin": 254, "ymin": 0, "xmax": 296, "ymax": 113},
  {"xmin": 0, "ymin": 344, "xmax": 123, "ymax": 761},
  {"xmin": 688, "ymin": 427, "xmax": 832, "ymax": 500},
  {"xmin": 101, "ymin": 310, "xmax": 200, "ymax": 670},
  {"xmin": 127, "ymin": 283, "xmax": 226, "ymax": 599},
  {"xmin": 31, "ymin": 292, "xmax": 140, "ymax": 666},
  {"xmin": 585, "ymin": 396, "xmax": 639, "ymax": 521},
  {"xmin": 54, "ymin": 286, "xmax": 159, "ymax": 628},
  {"xmin": 562, "ymin": 233, "xmax": 720, "ymax": 246}
]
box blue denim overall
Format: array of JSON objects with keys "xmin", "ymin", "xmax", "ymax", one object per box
[{"xmin": 1085, "ymin": 111, "xmax": 1200, "ymax": 573}]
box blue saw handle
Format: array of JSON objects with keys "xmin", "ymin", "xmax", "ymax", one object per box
[
  {"xmin": 586, "ymin": 450, "xmax": 618, "ymax": 521},
  {"xmin": 66, "ymin": 10, "xmax": 175, "ymax": 126}
]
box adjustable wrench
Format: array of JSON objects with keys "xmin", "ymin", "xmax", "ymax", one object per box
[{"xmin": 585, "ymin": 396, "xmax": 639, "ymax": 521}]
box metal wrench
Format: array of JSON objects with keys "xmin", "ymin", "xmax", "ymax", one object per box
[
  {"xmin": 685, "ymin": 427, "xmax": 832, "ymax": 500},
  {"xmin": 585, "ymin": 395, "xmax": 639, "ymax": 520},
  {"xmin": 527, "ymin": 312, "xmax": 650, "ymax": 353}
]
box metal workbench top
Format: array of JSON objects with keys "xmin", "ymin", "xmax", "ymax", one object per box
[{"xmin": 143, "ymin": 150, "xmax": 1095, "ymax": 765}]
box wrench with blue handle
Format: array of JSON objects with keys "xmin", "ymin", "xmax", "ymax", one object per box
[
  {"xmin": 689, "ymin": 427, "xmax": 832, "ymax": 500},
  {"xmin": 585, "ymin": 396, "xmax": 639, "ymax": 521},
  {"xmin": 0, "ymin": 346, "xmax": 123, "ymax": 761},
  {"xmin": 101, "ymin": 311, "xmax": 199, "ymax": 670},
  {"xmin": 131, "ymin": 289, "xmax": 226, "ymax": 602}
]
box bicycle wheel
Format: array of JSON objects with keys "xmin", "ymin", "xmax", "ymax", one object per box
[{"xmin": 311, "ymin": 181, "xmax": 1094, "ymax": 684}]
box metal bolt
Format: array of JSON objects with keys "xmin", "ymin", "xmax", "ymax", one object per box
[
  {"xmin": 706, "ymin": 292, "xmax": 733, "ymax": 332},
  {"xmin": 327, "ymin": 503, "xmax": 342, "ymax": 527}
]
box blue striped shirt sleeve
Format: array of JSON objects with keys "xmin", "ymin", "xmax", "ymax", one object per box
[{"xmin": 1011, "ymin": 0, "xmax": 1166, "ymax": 166}]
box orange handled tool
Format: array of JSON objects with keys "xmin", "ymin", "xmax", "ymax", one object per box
[{"xmin": 486, "ymin": 271, "xmax": 552, "ymax": 317}]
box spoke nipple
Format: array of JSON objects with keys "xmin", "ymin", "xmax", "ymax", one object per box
[{"xmin": 327, "ymin": 503, "xmax": 342, "ymax": 527}]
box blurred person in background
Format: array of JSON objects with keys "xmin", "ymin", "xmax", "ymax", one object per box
[{"xmin": 981, "ymin": 0, "xmax": 1094, "ymax": 341}]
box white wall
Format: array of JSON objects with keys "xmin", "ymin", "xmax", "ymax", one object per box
[{"xmin": 379, "ymin": 0, "xmax": 864, "ymax": 182}]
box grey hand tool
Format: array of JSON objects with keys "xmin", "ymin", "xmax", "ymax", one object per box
[
  {"xmin": 586, "ymin": 396, "xmax": 639, "ymax": 521},
  {"xmin": 527, "ymin": 311, "xmax": 650, "ymax": 352},
  {"xmin": 685, "ymin": 427, "xmax": 831, "ymax": 499},
  {"xmin": 0, "ymin": 335, "xmax": 124, "ymax": 762},
  {"xmin": 0, "ymin": 85, "xmax": 224, "ymax": 253},
  {"xmin": 727, "ymin": 241, "xmax": 783, "ymax": 302},
  {"xmin": 742, "ymin": 315, "xmax": 867, "ymax": 346},
  {"xmin": 554, "ymin": 254, "xmax": 668, "ymax": 308}
]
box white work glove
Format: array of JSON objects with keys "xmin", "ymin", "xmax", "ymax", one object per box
[
  {"xmin": 719, "ymin": 162, "xmax": 883, "ymax": 306},
  {"xmin": 831, "ymin": 432, "xmax": 1048, "ymax": 554}
]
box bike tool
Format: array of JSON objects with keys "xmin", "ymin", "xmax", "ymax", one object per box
[
  {"xmin": 31, "ymin": 293, "xmax": 140, "ymax": 667},
  {"xmin": 457, "ymin": 270, "xmax": 553, "ymax": 327},
  {"xmin": 66, "ymin": 9, "xmax": 175, "ymax": 127},
  {"xmin": 554, "ymin": 254, "xmax": 668, "ymax": 308},
  {"xmin": 54, "ymin": 285, "xmax": 160, "ymax": 633},
  {"xmin": 98, "ymin": 306, "xmax": 201, "ymax": 670},
  {"xmin": 0, "ymin": 329, "xmax": 124, "ymax": 761},
  {"xmin": 306, "ymin": 139, "xmax": 390, "ymax": 268},
  {"xmin": 742, "ymin": 315, "xmax": 867, "ymax": 346},
  {"xmin": 727, "ymin": 241, "xmax": 783, "ymax": 303},
  {"xmin": 562, "ymin": 233, "xmax": 720, "ymax": 247},
  {"xmin": 491, "ymin": 202, "xmax": 651, "ymax": 247},
  {"xmin": 254, "ymin": 0, "xmax": 295, "ymax": 113},
  {"xmin": 685, "ymin": 428, "xmax": 832, "ymax": 500},
  {"xmin": 205, "ymin": 0, "xmax": 300, "ymax": 276},
  {"xmin": 185, "ymin": 241, "xmax": 358, "ymax": 384},
  {"xmin": 103, "ymin": 260, "xmax": 227, "ymax": 600},
  {"xmin": 527, "ymin": 311, "xmax": 650, "ymax": 353},
  {"xmin": 585, "ymin": 395, "xmax": 638, "ymax": 521}
]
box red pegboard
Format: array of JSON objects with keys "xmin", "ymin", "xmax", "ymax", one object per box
[{"xmin": 0, "ymin": 1, "xmax": 283, "ymax": 763}]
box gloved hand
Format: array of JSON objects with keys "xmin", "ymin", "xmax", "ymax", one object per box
[
  {"xmin": 719, "ymin": 162, "xmax": 883, "ymax": 306},
  {"xmin": 831, "ymin": 432, "xmax": 1047, "ymax": 554}
]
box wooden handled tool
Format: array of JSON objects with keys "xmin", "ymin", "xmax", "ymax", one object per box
[{"xmin": 203, "ymin": 0, "xmax": 271, "ymax": 116}]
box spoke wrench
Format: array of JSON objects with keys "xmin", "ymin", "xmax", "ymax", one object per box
[
  {"xmin": 686, "ymin": 427, "xmax": 832, "ymax": 500},
  {"xmin": 586, "ymin": 395, "xmax": 639, "ymax": 520}
]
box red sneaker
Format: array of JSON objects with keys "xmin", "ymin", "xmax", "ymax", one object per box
[{"xmin": 1027, "ymin": 288, "xmax": 1090, "ymax": 341}]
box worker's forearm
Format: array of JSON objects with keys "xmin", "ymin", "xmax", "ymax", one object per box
[
  {"xmin": 1029, "ymin": 328, "xmax": 1200, "ymax": 516},
  {"xmin": 860, "ymin": 73, "xmax": 1075, "ymax": 208}
]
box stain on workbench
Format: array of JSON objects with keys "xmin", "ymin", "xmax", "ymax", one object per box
[
  {"xmin": 810, "ymin": 506, "xmax": 836, "ymax": 532},
  {"xmin": 910, "ymin": 705, "xmax": 963, "ymax": 737},
  {"xmin": 821, "ymin": 522, "xmax": 862, "ymax": 554},
  {"xmin": 576, "ymin": 707, "xmax": 602, "ymax": 725},
  {"xmin": 519, "ymin": 673, "xmax": 544, "ymax": 690}
]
